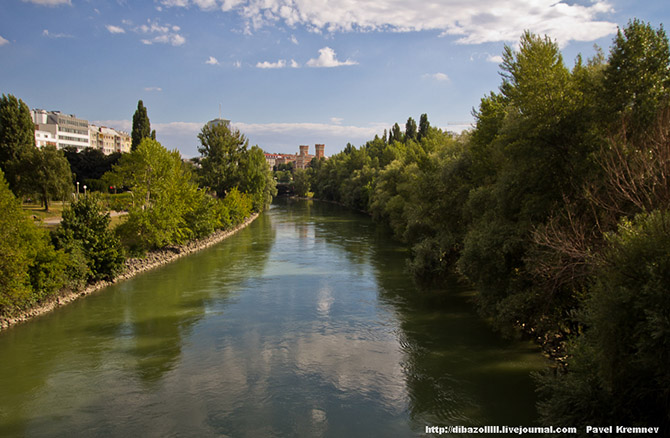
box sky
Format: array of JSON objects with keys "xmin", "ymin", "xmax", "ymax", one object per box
[{"xmin": 1, "ymin": 0, "xmax": 668, "ymax": 158}]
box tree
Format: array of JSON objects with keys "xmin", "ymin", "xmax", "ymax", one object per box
[
  {"xmin": 238, "ymin": 145, "xmax": 277, "ymax": 211},
  {"xmin": 53, "ymin": 194, "xmax": 124, "ymax": 282},
  {"xmin": 292, "ymin": 168, "xmax": 310, "ymax": 197},
  {"xmin": 131, "ymin": 100, "xmax": 151, "ymax": 151},
  {"xmin": 0, "ymin": 169, "xmax": 69, "ymax": 316},
  {"xmin": 417, "ymin": 113, "xmax": 430, "ymax": 141},
  {"xmin": 20, "ymin": 146, "xmax": 73, "ymax": 212},
  {"xmin": 405, "ymin": 117, "xmax": 417, "ymax": 142},
  {"xmin": 603, "ymin": 19, "xmax": 670, "ymax": 133},
  {"xmin": 0, "ymin": 94, "xmax": 35, "ymax": 193},
  {"xmin": 389, "ymin": 123, "xmax": 403, "ymax": 143},
  {"xmin": 63, "ymin": 146, "xmax": 121, "ymax": 188},
  {"xmin": 197, "ymin": 123, "xmax": 249, "ymax": 198},
  {"xmin": 106, "ymin": 138, "xmax": 210, "ymax": 251}
]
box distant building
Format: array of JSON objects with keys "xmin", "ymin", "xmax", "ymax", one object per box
[
  {"xmin": 31, "ymin": 109, "xmax": 90, "ymax": 151},
  {"xmin": 89, "ymin": 125, "xmax": 131, "ymax": 155},
  {"xmin": 31, "ymin": 108, "xmax": 130, "ymax": 154},
  {"xmin": 264, "ymin": 144, "xmax": 326, "ymax": 169},
  {"xmin": 206, "ymin": 118, "xmax": 231, "ymax": 129}
]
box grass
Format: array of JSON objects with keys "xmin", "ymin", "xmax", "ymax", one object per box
[
  {"xmin": 22, "ymin": 200, "xmax": 68, "ymax": 222},
  {"xmin": 22, "ymin": 198, "xmax": 127, "ymax": 229}
]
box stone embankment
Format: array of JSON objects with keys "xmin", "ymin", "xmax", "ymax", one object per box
[{"xmin": 0, "ymin": 213, "xmax": 259, "ymax": 331}]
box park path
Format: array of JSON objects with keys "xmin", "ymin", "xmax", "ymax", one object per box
[{"xmin": 42, "ymin": 210, "xmax": 128, "ymax": 226}]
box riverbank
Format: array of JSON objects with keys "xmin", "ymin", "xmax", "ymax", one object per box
[{"xmin": 0, "ymin": 212, "xmax": 259, "ymax": 331}]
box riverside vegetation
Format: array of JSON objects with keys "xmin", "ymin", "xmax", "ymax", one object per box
[
  {"xmin": 0, "ymin": 98, "xmax": 276, "ymax": 324},
  {"xmin": 1, "ymin": 17, "xmax": 668, "ymax": 432},
  {"xmin": 298, "ymin": 20, "xmax": 669, "ymax": 432}
]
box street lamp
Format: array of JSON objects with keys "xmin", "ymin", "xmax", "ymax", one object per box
[
  {"xmin": 83, "ymin": 185, "xmax": 87, "ymax": 197},
  {"xmin": 76, "ymin": 181, "xmax": 80, "ymax": 199}
]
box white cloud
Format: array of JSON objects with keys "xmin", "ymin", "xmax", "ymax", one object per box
[
  {"xmin": 290, "ymin": 34, "xmax": 299, "ymax": 45},
  {"xmin": 134, "ymin": 19, "xmax": 186, "ymax": 46},
  {"xmin": 306, "ymin": 47, "xmax": 357, "ymax": 68},
  {"xmin": 233, "ymin": 60, "xmax": 242, "ymax": 68},
  {"xmin": 160, "ymin": 0, "xmax": 219, "ymax": 10},
  {"xmin": 222, "ymin": 0, "xmax": 616, "ymax": 46},
  {"xmin": 144, "ymin": 87, "xmax": 163, "ymax": 92},
  {"xmin": 330, "ymin": 117, "xmax": 343, "ymax": 125},
  {"xmin": 206, "ymin": 56, "xmax": 220, "ymax": 65},
  {"xmin": 487, "ymin": 54, "xmax": 503, "ymax": 63},
  {"xmin": 256, "ymin": 59, "xmax": 287, "ymax": 69},
  {"xmin": 106, "ymin": 25, "xmax": 125, "ymax": 34},
  {"xmin": 22, "ymin": 0, "xmax": 71, "ymax": 6},
  {"xmin": 0, "ymin": 36, "xmax": 9, "ymax": 46},
  {"xmin": 423, "ymin": 72, "xmax": 450, "ymax": 82},
  {"xmin": 193, "ymin": 0, "xmax": 217, "ymax": 9},
  {"xmin": 290, "ymin": 59, "xmax": 299, "ymax": 68},
  {"xmin": 42, "ymin": 29, "xmax": 73, "ymax": 38},
  {"xmin": 160, "ymin": 0, "xmax": 188, "ymax": 6}
]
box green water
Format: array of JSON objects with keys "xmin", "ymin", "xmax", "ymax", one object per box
[{"xmin": 0, "ymin": 199, "xmax": 545, "ymax": 437}]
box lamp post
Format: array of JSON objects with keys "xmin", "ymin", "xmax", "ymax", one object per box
[
  {"xmin": 83, "ymin": 185, "xmax": 87, "ymax": 197},
  {"xmin": 76, "ymin": 181, "xmax": 80, "ymax": 199}
]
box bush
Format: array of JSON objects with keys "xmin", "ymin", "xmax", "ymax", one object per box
[
  {"xmin": 222, "ymin": 188, "xmax": 253, "ymax": 227},
  {"xmin": 53, "ymin": 194, "xmax": 125, "ymax": 282},
  {"xmin": 0, "ymin": 169, "xmax": 69, "ymax": 316},
  {"xmin": 537, "ymin": 210, "xmax": 670, "ymax": 430}
]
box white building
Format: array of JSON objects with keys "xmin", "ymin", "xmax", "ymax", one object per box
[{"xmin": 31, "ymin": 109, "xmax": 90, "ymax": 151}]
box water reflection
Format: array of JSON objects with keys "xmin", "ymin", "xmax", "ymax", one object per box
[{"xmin": 0, "ymin": 200, "xmax": 542, "ymax": 437}]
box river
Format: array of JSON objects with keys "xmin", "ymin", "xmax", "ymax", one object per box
[{"xmin": 0, "ymin": 199, "xmax": 545, "ymax": 437}]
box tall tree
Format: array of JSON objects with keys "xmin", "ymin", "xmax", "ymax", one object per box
[
  {"xmin": 603, "ymin": 19, "xmax": 670, "ymax": 133},
  {"xmin": 390, "ymin": 123, "xmax": 403, "ymax": 144},
  {"xmin": 0, "ymin": 94, "xmax": 35, "ymax": 193},
  {"xmin": 417, "ymin": 113, "xmax": 430, "ymax": 141},
  {"xmin": 405, "ymin": 117, "xmax": 417, "ymax": 142},
  {"xmin": 131, "ymin": 100, "xmax": 151, "ymax": 151}
]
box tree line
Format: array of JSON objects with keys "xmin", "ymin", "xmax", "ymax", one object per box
[
  {"xmin": 304, "ymin": 19, "xmax": 669, "ymax": 431},
  {"xmin": 0, "ymin": 97, "xmax": 276, "ymax": 318}
]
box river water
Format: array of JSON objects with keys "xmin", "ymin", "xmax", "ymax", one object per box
[{"xmin": 0, "ymin": 199, "xmax": 544, "ymax": 437}]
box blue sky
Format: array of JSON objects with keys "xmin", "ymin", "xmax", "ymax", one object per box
[{"xmin": 1, "ymin": 0, "xmax": 668, "ymax": 157}]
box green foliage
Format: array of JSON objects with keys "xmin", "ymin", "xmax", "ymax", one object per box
[
  {"xmin": 405, "ymin": 117, "xmax": 417, "ymax": 142},
  {"xmin": 604, "ymin": 19, "xmax": 670, "ymax": 133},
  {"xmin": 221, "ymin": 188, "xmax": 253, "ymax": 227},
  {"xmin": 238, "ymin": 145, "xmax": 277, "ymax": 211},
  {"xmin": 537, "ymin": 211, "xmax": 670, "ymax": 429},
  {"xmin": 108, "ymin": 138, "xmax": 200, "ymax": 251},
  {"xmin": 131, "ymin": 100, "xmax": 151, "ymax": 151},
  {"xmin": 63, "ymin": 147, "xmax": 121, "ymax": 188},
  {"xmin": 292, "ymin": 168, "xmax": 310, "ymax": 197},
  {"xmin": 303, "ymin": 22, "xmax": 670, "ymax": 430},
  {"xmin": 18, "ymin": 145, "xmax": 73, "ymax": 211},
  {"xmin": 0, "ymin": 94, "xmax": 35, "ymax": 193},
  {"xmin": 0, "ymin": 169, "xmax": 68, "ymax": 316},
  {"xmin": 52, "ymin": 194, "xmax": 125, "ymax": 282},
  {"xmin": 197, "ymin": 123, "xmax": 249, "ymax": 198}
]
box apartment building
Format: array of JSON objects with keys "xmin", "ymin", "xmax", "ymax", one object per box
[
  {"xmin": 32, "ymin": 109, "xmax": 90, "ymax": 151},
  {"xmin": 31, "ymin": 109, "xmax": 130, "ymax": 154},
  {"xmin": 89, "ymin": 125, "xmax": 131, "ymax": 154}
]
